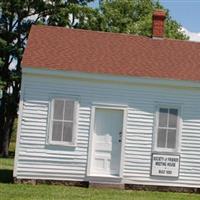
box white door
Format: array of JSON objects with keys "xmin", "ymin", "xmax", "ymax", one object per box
[{"xmin": 90, "ymin": 108, "xmax": 124, "ymax": 176}]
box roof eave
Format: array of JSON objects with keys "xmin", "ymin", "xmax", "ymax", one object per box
[{"xmin": 22, "ymin": 66, "xmax": 200, "ymax": 90}]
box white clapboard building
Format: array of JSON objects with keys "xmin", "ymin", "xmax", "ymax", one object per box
[{"xmin": 14, "ymin": 10, "xmax": 200, "ymax": 190}]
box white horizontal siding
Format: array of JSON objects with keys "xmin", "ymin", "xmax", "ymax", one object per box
[{"xmin": 15, "ymin": 72, "xmax": 200, "ymax": 187}]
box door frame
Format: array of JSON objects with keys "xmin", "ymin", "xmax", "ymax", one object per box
[{"xmin": 87, "ymin": 103, "xmax": 127, "ymax": 178}]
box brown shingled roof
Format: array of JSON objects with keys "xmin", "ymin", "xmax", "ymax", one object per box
[{"xmin": 22, "ymin": 25, "xmax": 200, "ymax": 82}]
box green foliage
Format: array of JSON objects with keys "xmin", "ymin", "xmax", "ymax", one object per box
[
  {"xmin": 99, "ymin": 0, "xmax": 155, "ymax": 34},
  {"xmin": 47, "ymin": 1, "xmax": 96, "ymax": 27},
  {"xmin": 165, "ymin": 17, "xmax": 188, "ymax": 40},
  {"xmin": 78, "ymin": 0, "xmax": 188, "ymax": 40}
]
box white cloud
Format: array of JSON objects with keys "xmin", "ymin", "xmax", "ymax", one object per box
[{"xmin": 181, "ymin": 27, "xmax": 200, "ymax": 42}]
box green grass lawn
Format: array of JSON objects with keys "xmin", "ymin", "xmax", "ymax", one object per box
[
  {"xmin": 1, "ymin": 183, "xmax": 200, "ymax": 200},
  {"xmin": 1, "ymin": 158, "xmax": 200, "ymax": 200},
  {"xmin": 0, "ymin": 157, "xmax": 14, "ymax": 170}
]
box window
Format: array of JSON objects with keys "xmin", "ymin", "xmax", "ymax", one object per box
[
  {"xmin": 49, "ymin": 98, "xmax": 78, "ymax": 146},
  {"xmin": 154, "ymin": 106, "xmax": 180, "ymax": 152}
]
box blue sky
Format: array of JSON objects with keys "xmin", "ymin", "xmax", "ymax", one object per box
[
  {"xmin": 160, "ymin": 0, "xmax": 200, "ymax": 32},
  {"xmin": 89, "ymin": 0, "xmax": 200, "ymax": 41}
]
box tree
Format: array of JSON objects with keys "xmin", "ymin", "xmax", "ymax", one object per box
[
  {"xmin": 77, "ymin": 0, "xmax": 188, "ymax": 40},
  {"xmin": 0, "ymin": 0, "xmax": 94, "ymax": 157},
  {"xmin": 47, "ymin": 2, "xmax": 96, "ymax": 28}
]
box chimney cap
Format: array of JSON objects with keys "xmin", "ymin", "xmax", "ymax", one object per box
[{"xmin": 153, "ymin": 9, "xmax": 166, "ymax": 19}]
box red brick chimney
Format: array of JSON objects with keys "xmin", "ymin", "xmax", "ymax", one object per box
[{"xmin": 152, "ymin": 10, "xmax": 166, "ymax": 38}]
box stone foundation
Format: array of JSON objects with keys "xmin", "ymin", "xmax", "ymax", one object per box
[
  {"xmin": 125, "ymin": 184, "xmax": 200, "ymax": 193},
  {"xmin": 14, "ymin": 178, "xmax": 200, "ymax": 193},
  {"xmin": 89, "ymin": 182, "xmax": 124, "ymax": 189},
  {"xmin": 14, "ymin": 178, "xmax": 89, "ymax": 187}
]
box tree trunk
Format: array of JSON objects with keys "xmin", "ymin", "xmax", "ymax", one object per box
[
  {"xmin": 0, "ymin": 88, "xmax": 18, "ymax": 157},
  {"xmin": 0, "ymin": 93, "xmax": 6, "ymax": 155},
  {"xmin": 1, "ymin": 117, "xmax": 14, "ymax": 157}
]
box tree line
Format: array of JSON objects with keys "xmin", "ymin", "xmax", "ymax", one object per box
[{"xmin": 0, "ymin": 0, "xmax": 188, "ymax": 157}]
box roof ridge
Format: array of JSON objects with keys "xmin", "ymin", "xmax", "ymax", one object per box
[
  {"xmin": 32, "ymin": 25, "xmax": 151, "ymax": 40},
  {"xmin": 32, "ymin": 24, "xmax": 200, "ymax": 45}
]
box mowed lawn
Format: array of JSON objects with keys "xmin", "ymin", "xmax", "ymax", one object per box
[
  {"xmin": 1, "ymin": 158, "xmax": 200, "ymax": 200},
  {"xmin": 2, "ymin": 184, "xmax": 200, "ymax": 200}
]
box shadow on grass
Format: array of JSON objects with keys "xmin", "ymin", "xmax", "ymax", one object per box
[
  {"xmin": 0, "ymin": 169, "xmax": 13, "ymax": 183},
  {"xmin": 8, "ymin": 151, "xmax": 15, "ymax": 158},
  {"xmin": 0, "ymin": 152, "xmax": 14, "ymax": 183}
]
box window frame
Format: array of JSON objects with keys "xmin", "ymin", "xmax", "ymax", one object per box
[
  {"xmin": 153, "ymin": 104, "xmax": 181, "ymax": 153},
  {"xmin": 48, "ymin": 97, "xmax": 79, "ymax": 147}
]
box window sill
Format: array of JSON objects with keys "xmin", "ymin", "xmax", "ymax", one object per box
[
  {"xmin": 152, "ymin": 150, "xmax": 180, "ymax": 155},
  {"xmin": 47, "ymin": 141, "xmax": 77, "ymax": 147}
]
